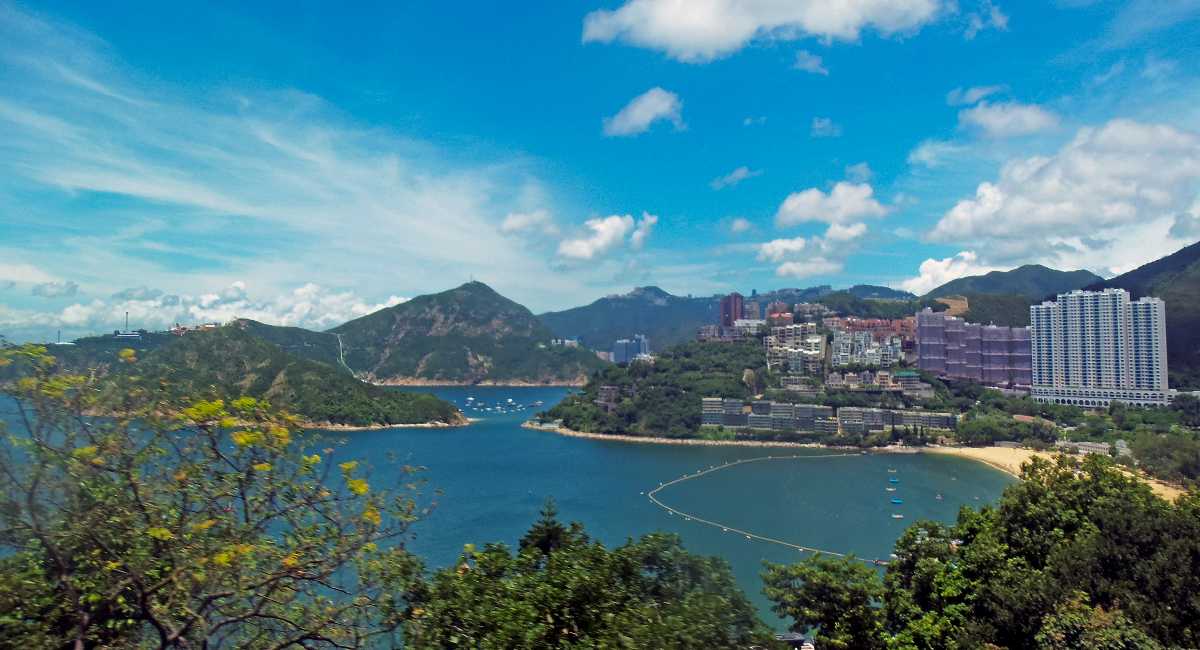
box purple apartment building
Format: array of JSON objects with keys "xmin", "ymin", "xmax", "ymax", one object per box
[{"xmin": 916, "ymin": 308, "xmax": 1032, "ymax": 387}]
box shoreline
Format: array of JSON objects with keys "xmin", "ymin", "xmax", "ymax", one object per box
[
  {"xmin": 311, "ymin": 417, "xmax": 471, "ymax": 431},
  {"xmin": 524, "ymin": 423, "xmax": 1186, "ymax": 501},
  {"xmin": 370, "ymin": 379, "xmax": 586, "ymax": 388}
]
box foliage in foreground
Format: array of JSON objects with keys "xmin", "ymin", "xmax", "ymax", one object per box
[
  {"xmin": 763, "ymin": 455, "xmax": 1199, "ymax": 649},
  {"xmin": 406, "ymin": 501, "xmax": 771, "ymax": 649},
  {"xmin": 0, "ymin": 344, "xmax": 428, "ymax": 648}
]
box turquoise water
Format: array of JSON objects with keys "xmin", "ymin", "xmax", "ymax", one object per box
[{"xmin": 327, "ymin": 386, "xmax": 1014, "ymax": 625}]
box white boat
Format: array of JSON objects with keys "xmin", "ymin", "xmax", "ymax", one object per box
[{"xmin": 891, "ymin": 514, "xmax": 905, "ymax": 519}]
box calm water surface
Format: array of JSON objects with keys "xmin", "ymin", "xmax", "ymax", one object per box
[{"xmin": 321, "ymin": 386, "xmax": 1014, "ymax": 625}]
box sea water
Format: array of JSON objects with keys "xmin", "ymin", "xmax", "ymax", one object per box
[{"xmin": 325, "ymin": 386, "xmax": 1013, "ymax": 625}]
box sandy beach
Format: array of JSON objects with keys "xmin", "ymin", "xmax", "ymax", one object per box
[{"xmin": 526, "ymin": 424, "xmax": 1187, "ymax": 501}]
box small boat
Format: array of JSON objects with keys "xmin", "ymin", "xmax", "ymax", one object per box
[
  {"xmin": 889, "ymin": 477, "xmax": 899, "ymax": 484},
  {"xmin": 891, "ymin": 497, "xmax": 903, "ymax": 504},
  {"xmin": 745, "ymin": 535, "xmax": 752, "ymax": 540},
  {"xmin": 886, "ymin": 487, "xmax": 897, "ymax": 492},
  {"xmin": 935, "ymin": 493, "xmax": 944, "ymax": 501},
  {"xmin": 891, "ymin": 514, "xmax": 905, "ymax": 519},
  {"xmin": 887, "ymin": 468, "xmax": 897, "ymax": 473}
]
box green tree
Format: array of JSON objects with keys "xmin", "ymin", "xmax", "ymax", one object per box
[
  {"xmin": 1035, "ymin": 593, "xmax": 1162, "ymax": 649},
  {"xmin": 762, "ymin": 554, "xmax": 885, "ymax": 650},
  {"xmin": 0, "ymin": 344, "xmax": 426, "ymax": 648},
  {"xmin": 407, "ymin": 513, "xmax": 770, "ymax": 649}
]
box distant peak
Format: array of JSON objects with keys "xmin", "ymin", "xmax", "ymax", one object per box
[{"xmin": 629, "ymin": 286, "xmax": 671, "ymax": 298}]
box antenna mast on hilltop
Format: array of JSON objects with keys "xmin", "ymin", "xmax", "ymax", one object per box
[{"xmin": 125, "ymin": 311, "xmax": 130, "ymax": 331}]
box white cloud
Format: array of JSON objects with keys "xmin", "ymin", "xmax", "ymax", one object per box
[
  {"xmin": 811, "ymin": 116, "xmax": 842, "ymax": 138},
  {"xmin": 602, "ymin": 87, "xmax": 684, "ymax": 137},
  {"xmin": 557, "ymin": 212, "xmax": 657, "ymax": 260},
  {"xmin": 743, "ymin": 115, "xmax": 767, "ymax": 127},
  {"xmin": 844, "ymin": 162, "xmax": 873, "ymax": 183},
  {"xmin": 793, "ymin": 50, "xmax": 829, "ymax": 75},
  {"xmin": 631, "ymin": 212, "xmax": 658, "ymax": 249},
  {"xmin": 946, "ymin": 84, "xmax": 1005, "ymax": 106},
  {"xmin": 0, "ymin": 281, "xmax": 410, "ymax": 339},
  {"xmin": 31, "ymin": 280, "xmax": 79, "ymax": 298},
  {"xmin": 930, "ymin": 119, "xmax": 1200, "ymax": 271},
  {"xmin": 0, "ymin": 261, "xmax": 57, "ymax": 285},
  {"xmin": 756, "ymin": 220, "xmax": 870, "ymax": 279},
  {"xmin": 899, "ymin": 250, "xmax": 999, "ymax": 294},
  {"xmin": 824, "ymin": 222, "xmax": 868, "ymax": 241},
  {"xmin": 500, "ymin": 209, "xmax": 559, "ymax": 236},
  {"xmin": 958, "ymin": 101, "xmax": 1059, "ymax": 137},
  {"xmin": 710, "ymin": 165, "xmax": 762, "ymax": 190},
  {"xmin": 0, "ymin": 3, "xmax": 639, "ymax": 324},
  {"xmin": 758, "ymin": 236, "xmax": 808, "ymax": 262},
  {"xmin": 729, "ymin": 217, "xmax": 752, "ymax": 233},
  {"xmin": 776, "ymin": 258, "xmax": 843, "ymax": 278},
  {"xmin": 557, "ymin": 215, "xmax": 634, "ymax": 260},
  {"xmin": 964, "ymin": 1, "xmax": 1009, "ymax": 39},
  {"xmin": 582, "ymin": 0, "xmax": 945, "ymax": 63},
  {"xmin": 776, "ymin": 182, "xmax": 889, "ymax": 227},
  {"xmin": 907, "ymin": 139, "xmax": 966, "ymax": 167}
]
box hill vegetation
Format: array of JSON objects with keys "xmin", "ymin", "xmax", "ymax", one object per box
[
  {"xmin": 537, "ymin": 286, "xmax": 718, "ymax": 352},
  {"xmin": 544, "ymin": 340, "xmax": 768, "ymax": 438},
  {"xmin": 333, "ymin": 281, "xmax": 604, "ymax": 385},
  {"xmin": 116, "ymin": 325, "xmax": 464, "ymax": 427},
  {"xmin": 845, "ymin": 284, "xmax": 916, "ymax": 300},
  {"xmin": 815, "ymin": 291, "xmax": 945, "ymax": 319},
  {"xmin": 925, "ymin": 264, "xmax": 1102, "ymax": 300}
]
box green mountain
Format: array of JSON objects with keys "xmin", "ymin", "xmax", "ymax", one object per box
[
  {"xmin": 538, "ymin": 286, "xmax": 719, "ymax": 351},
  {"xmin": 957, "ymin": 293, "xmax": 1033, "ymax": 327},
  {"xmin": 115, "ymin": 325, "xmax": 465, "ymax": 427},
  {"xmin": 926, "ymin": 264, "xmax": 1102, "ymax": 300},
  {"xmin": 815, "ymin": 291, "xmax": 945, "ymax": 319},
  {"xmin": 1086, "ymin": 241, "xmax": 1200, "ymax": 388},
  {"xmin": 332, "ymin": 281, "xmax": 604, "ymax": 384},
  {"xmin": 845, "ymin": 285, "xmax": 916, "ymax": 301}
]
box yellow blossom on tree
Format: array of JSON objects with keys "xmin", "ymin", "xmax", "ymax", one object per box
[
  {"xmin": 231, "ymin": 430, "xmax": 262, "ymax": 447},
  {"xmin": 72, "ymin": 445, "xmax": 99, "ymax": 458},
  {"xmin": 147, "ymin": 527, "xmax": 174, "ymax": 541},
  {"xmin": 192, "ymin": 519, "xmax": 218, "ymax": 532},
  {"xmin": 339, "ymin": 460, "xmax": 359, "ymax": 474},
  {"xmin": 346, "ymin": 478, "xmax": 370, "ymax": 496},
  {"xmin": 282, "ymin": 552, "xmax": 301, "ymax": 568},
  {"xmin": 118, "ymin": 348, "xmax": 137, "ymax": 363},
  {"xmin": 213, "ymin": 551, "xmax": 233, "ymax": 567},
  {"xmin": 252, "ymin": 462, "xmax": 272, "ymax": 472},
  {"xmin": 269, "ymin": 425, "xmax": 291, "ymax": 447},
  {"xmin": 362, "ymin": 504, "xmax": 381, "ymax": 526}
]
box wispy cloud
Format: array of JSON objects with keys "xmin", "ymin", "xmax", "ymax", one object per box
[{"xmin": 0, "ymin": 4, "xmax": 665, "ymax": 335}]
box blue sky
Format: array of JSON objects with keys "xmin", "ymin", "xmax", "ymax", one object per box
[{"xmin": 1, "ymin": 0, "xmax": 1199, "ymax": 340}]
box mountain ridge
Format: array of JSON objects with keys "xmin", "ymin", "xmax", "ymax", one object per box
[
  {"xmin": 330, "ymin": 281, "xmax": 604, "ymax": 385},
  {"xmin": 925, "ymin": 264, "xmax": 1103, "ymax": 300}
]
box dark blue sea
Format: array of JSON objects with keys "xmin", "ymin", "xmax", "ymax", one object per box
[{"xmin": 326, "ymin": 386, "xmax": 1013, "ymax": 625}]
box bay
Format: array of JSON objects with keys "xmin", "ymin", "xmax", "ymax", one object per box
[{"xmin": 326, "ymin": 386, "xmax": 1014, "ymax": 625}]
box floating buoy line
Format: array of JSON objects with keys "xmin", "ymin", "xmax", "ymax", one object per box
[{"xmin": 646, "ymin": 453, "xmax": 894, "ymax": 566}]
